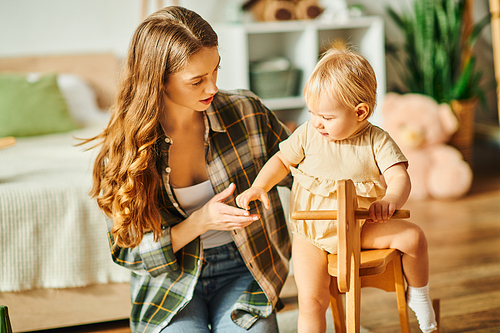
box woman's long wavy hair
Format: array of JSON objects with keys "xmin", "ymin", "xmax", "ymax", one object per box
[{"xmin": 83, "ymin": 6, "xmax": 218, "ymax": 249}]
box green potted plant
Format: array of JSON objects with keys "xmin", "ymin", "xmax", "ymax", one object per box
[{"xmin": 386, "ymin": 0, "xmax": 490, "ymax": 165}]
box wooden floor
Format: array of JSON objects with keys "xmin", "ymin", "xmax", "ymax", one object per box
[{"xmin": 27, "ymin": 139, "xmax": 500, "ymax": 333}]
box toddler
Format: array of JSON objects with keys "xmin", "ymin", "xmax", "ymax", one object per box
[{"xmin": 237, "ymin": 42, "xmax": 438, "ymax": 333}]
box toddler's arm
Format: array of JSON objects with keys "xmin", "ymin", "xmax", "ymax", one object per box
[
  {"xmin": 236, "ymin": 151, "xmax": 296, "ymax": 210},
  {"xmin": 368, "ymin": 162, "xmax": 411, "ymax": 222}
]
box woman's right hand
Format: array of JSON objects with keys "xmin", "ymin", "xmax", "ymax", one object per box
[
  {"xmin": 171, "ymin": 183, "xmax": 259, "ymax": 253},
  {"xmin": 194, "ymin": 183, "xmax": 260, "ymax": 234}
]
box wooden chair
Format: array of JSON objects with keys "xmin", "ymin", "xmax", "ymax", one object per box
[{"xmin": 292, "ymin": 179, "xmax": 435, "ymax": 333}]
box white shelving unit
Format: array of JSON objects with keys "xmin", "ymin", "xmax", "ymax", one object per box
[{"xmin": 213, "ymin": 16, "xmax": 386, "ymax": 126}]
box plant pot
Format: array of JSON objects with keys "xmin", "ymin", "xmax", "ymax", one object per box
[{"xmin": 449, "ymin": 99, "xmax": 477, "ymax": 166}]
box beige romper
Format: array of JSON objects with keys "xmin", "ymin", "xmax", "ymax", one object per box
[{"xmin": 279, "ymin": 121, "xmax": 408, "ymax": 254}]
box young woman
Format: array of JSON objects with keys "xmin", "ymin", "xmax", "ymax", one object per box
[
  {"xmin": 237, "ymin": 42, "xmax": 438, "ymax": 333},
  {"xmin": 84, "ymin": 6, "xmax": 292, "ymax": 333}
]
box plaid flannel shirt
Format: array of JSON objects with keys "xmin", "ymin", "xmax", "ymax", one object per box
[{"xmin": 106, "ymin": 90, "xmax": 292, "ymax": 333}]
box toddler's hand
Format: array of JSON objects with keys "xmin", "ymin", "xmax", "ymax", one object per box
[
  {"xmin": 236, "ymin": 186, "xmax": 270, "ymax": 210},
  {"xmin": 367, "ymin": 200, "xmax": 397, "ymax": 223},
  {"xmin": 194, "ymin": 183, "xmax": 260, "ymax": 234}
]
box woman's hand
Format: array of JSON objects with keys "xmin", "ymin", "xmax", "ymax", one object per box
[
  {"xmin": 171, "ymin": 183, "xmax": 259, "ymax": 253},
  {"xmin": 236, "ymin": 186, "xmax": 270, "ymax": 210},
  {"xmin": 367, "ymin": 199, "xmax": 397, "ymax": 223},
  {"xmin": 194, "ymin": 183, "xmax": 260, "ymax": 234}
]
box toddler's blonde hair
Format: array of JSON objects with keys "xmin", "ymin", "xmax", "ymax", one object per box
[{"xmin": 303, "ymin": 40, "xmax": 377, "ymax": 117}]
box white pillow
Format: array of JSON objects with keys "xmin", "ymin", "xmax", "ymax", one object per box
[
  {"xmin": 56, "ymin": 73, "xmax": 111, "ymax": 126},
  {"xmin": 26, "ymin": 72, "xmax": 110, "ymax": 127}
]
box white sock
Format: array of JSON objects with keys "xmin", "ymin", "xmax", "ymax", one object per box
[{"xmin": 407, "ymin": 284, "xmax": 437, "ymax": 333}]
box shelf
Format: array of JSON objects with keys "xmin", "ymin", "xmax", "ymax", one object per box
[
  {"xmin": 217, "ymin": 16, "xmax": 382, "ymax": 34},
  {"xmin": 214, "ymin": 16, "xmax": 386, "ymax": 126},
  {"xmin": 261, "ymin": 96, "xmax": 305, "ymax": 111}
]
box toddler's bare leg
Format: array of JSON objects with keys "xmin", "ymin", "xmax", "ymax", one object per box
[
  {"xmin": 361, "ymin": 219, "xmax": 437, "ymax": 333},
  {"xmin": 292, "ymin": 235, "xmax": 331, "ymax": 333},
  {"xmin": 360, "ymin": 219, "xmax": 428, "ymax": 286}
]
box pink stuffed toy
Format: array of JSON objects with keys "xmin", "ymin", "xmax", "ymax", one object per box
[{"xmin": 381, "ymin": 93, "xmax": 473, "ymax": 200}]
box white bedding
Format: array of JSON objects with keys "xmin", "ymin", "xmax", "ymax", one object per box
[{"xmin": 0, "ymin": 126, "xmax": 130, "ymax": 292}]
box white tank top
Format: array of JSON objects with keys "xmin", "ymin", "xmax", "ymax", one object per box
[{"xmin": 172, "ymin": 180, "xmax": 233, "ymax": 249}]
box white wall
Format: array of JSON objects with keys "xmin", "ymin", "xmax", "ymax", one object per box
[
  {"xmin": 0, "ymin": 0, "xmax": 139, "ymax": 57},
  {"xmin": 0, "ymin": 0, "xmax": 237, "ymax": 58}
]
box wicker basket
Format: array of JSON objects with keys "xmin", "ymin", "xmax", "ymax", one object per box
[
  {"xmin": 250, "ymin": 67, "xmax": 302, "ymax": 99},
  {"xmin": 449, "ymin": 99, "xmax": 477, "ymax": 166}
]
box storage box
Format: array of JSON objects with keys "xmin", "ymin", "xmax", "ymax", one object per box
[{"xmin": 250, "ymin": 67, "xmax": 302, "ymax": 99}]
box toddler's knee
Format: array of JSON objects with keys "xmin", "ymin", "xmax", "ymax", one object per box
[
  {"xmin": 406, "ymin": 225, "xmax": 428, "ymax": 253},
  {"xmin": 298, "ymin": 295, "xmax": 330, "ymax": 315},
  {"xmin": 393, "ymin": 223, "xmax": 428, "ymax": 255}
]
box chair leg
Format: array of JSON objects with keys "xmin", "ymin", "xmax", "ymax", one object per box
[
  {"xmin": 330, "ymin": 284, "xmax": 346, "ymax": 333},
  {"xmin": 393, "ymin": 256, "xmax": 410, "ymax": 333},
  {"xmin": 345, "ymin": 286, "xmax": 361, "ymax": 333},
  {"xmin": 345, "ymin": 256, "xmax": 361, "ymax": 333}
]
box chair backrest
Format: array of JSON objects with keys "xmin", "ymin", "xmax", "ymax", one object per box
[{"xmin": 336, "ymin": 179, "xmax": 359, "ymax": 293}]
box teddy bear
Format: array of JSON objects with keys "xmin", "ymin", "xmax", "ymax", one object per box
[
  {"xmin": 243, "ymin": 0, "xmax": 324, "ymax": 21},
  {"xmin": 381, "ymin": 92, "xmax": 473, "ymax": 200}
]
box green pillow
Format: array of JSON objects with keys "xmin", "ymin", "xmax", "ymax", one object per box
[{"xmin": 0, "ymin": 73, "xmax": 79, "ymax": 137}]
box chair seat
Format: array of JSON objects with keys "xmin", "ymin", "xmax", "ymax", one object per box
[{"xmin": 328, "ymin": 248, "xmax": 402, "ymax": 277}]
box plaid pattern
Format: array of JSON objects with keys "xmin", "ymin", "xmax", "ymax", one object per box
[{"xmin": 107, "ymin": 90, "xmax": 292, "ymax": 333}]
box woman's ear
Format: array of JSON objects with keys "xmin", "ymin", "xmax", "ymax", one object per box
[{"xmin": 355, "ymin": 103, "xmax": 370, "ymax": 121}]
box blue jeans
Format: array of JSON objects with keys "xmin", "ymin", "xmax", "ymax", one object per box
[{"xmin": 161, "ymin": 242, "xmax": 279, "ymax": 333}]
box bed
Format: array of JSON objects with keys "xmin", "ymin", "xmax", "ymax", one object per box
[{"xmin": 0, "ymin": 54, "xmax": 132, "ymax": 332}]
